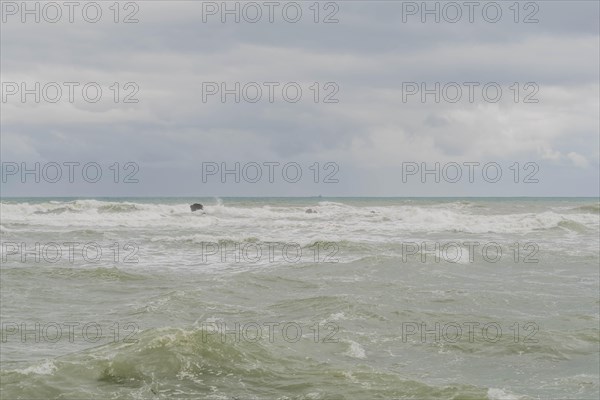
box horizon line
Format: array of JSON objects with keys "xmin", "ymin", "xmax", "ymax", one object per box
[{"xmin": 1, "ymin": 195, "xmax": 599, "ymax": 199}]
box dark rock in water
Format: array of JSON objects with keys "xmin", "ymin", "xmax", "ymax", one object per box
[
  {"xmin": 305, "ymin": 208, "xmax": 317, "ymax": 214},
  {"xmin": 190, "ymin": 203, "xmax": 204, "ymax": 212}
]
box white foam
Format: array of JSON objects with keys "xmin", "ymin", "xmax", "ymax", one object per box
[
  {"xmin": 487, "ymin": 388, "xmax": 524, "ymax": 400},
  {"xmin": 1, "ymin": 200, "xmax": 597, "ymax": 246},
  {"xmin": 343, "ymin": 340, "xmax": 366, "ymax": 359},
  {"xmin": 14, "ymin": 360, "xmax": 57, "ymax": 376}
]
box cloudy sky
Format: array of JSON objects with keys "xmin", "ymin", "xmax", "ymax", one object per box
[{"xmin": 1, "ymin": 0, "xmax": 598, "ymax": 197}]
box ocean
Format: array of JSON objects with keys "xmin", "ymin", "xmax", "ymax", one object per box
[{"xmin": 0, "ymin": 197, "xmax": 598, "ymax": 399}]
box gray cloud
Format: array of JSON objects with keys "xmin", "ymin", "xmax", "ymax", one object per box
[{"xmin": 1, "ymin": 0, "xmax": 598, "ymax": 196}]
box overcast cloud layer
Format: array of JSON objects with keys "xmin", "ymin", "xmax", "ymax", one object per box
[{"xmin": 1, "ymin": 0, "xmax": 598, "ymax": 196}]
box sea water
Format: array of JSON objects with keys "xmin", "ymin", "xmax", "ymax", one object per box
[{"xmin": 1, "ymin": 197, "xmax": 598, "ymax": 399}]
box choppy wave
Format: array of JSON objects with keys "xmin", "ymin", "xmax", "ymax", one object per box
[
  {"xmin": 33, "ymin": 206, "xmax": 82, "ymax": 215},
  {"xmin": 556, "ymin": 219, "xmax": 590, "ymax": 233},
  {"xmin": 1, "ymin": 198, "xmax": 597, "ymax": 399},
  {"xmin": 0, "ymin": 327, "xmax": 491, "ymax": 399},
  {"xmin": 98, "ymin": 203, "xmax": 141, "ymax": 213},
  {"xmin": 1, "ymin": 199, "xmax": 598, "ymax": 236},
  {"xmin": 571, "ymin": 203, "xmax": 600, "ymax": 214}
]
